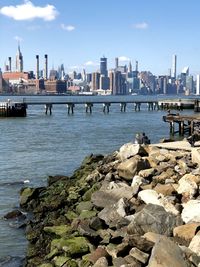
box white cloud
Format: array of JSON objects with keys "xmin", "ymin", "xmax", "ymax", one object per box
[
  {"xmin": 0, "ymin": 1, "xmax": 58, "ymax": 21},
  {"xmin": 84, "ymin": 61, "xmax": 98, "ymax": 66},
  {"xmin": 133, "ymin": 22, "xmax": 148, "ymax": 29},
  {"xmin": 61, "ymin": 24, "xmax": 75, "ymax": 31},
  {"xmin": 118, "ymin": 56, "xmax": 130, "ymax": 62}
]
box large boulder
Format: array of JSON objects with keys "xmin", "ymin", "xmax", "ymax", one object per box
[
  {"xmin": 91, "ymin": 185, "xmax": 135, "ymax": 208},
  {"xmin": 127, "ymin": 204, "xmax": 182, "ymax": 236},
  {"xmin": 117, "ymin": 155, "xmax": 150, "ymax": 180},
  {"xmin": 148, "ymin": 236, "xmax": 190, "ymax": 267},
  {"xmin": 98, "ymin": 198, "xmax": 129, "ymax": 227},
  {"xmin": 182, "ymin": 200, "xmax": 200, "ymax": 223},
  {"xmin": 173, "ymin": 223, "xmax": 200, "ymax": 246},
  {"xmin": 117, "ymin": 143, "xmax": 148, "ymax": 161},
  {"xmin": 177, "ymin": 173, "xmax": 199, "ymax": 200}
]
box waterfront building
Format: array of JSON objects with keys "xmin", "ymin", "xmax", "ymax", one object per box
[
  {"xmin": 109, "ymin": 70, "xmax": 127, "ymax": 95},
  {"xmin": 16, "ymin": 44, "xmax": 23, "ymax": 72},
  {"xmin": 91, "ymin": 72, "xmax": 100, "ymax": 90}
]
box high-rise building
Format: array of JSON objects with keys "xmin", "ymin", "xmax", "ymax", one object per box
[
  {"xmin": 172, "ymin": 54, "xmax": 177, "ymax": 79},
  {"xmin": 100, "ymin": 57, "xmax": 108, "ymax": 77},
  {"xmin": 109, "ymin": 70, "xmax": 126, "ymax": 95},
  {"xmin": 196, "ymin": 75, "xmax": 200, "ymax": 95},
  {"xmin": 16, "ymin": 44, "xmax": 23, "ymax": 72},
  {"xmin": 115, "ymin": 57, "xmax": 119, "ymax": 69},
  {"xmin": 44, "ymin": 54, "xmax": 48, "ymax": 80},
  {"xmin": 91, "ymin": 72, "xmax": 100, "ymax": 90}
]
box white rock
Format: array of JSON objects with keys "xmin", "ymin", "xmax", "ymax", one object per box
[
  {"xmin": 131, "ymin": 175, "xmax": 144, "ymax": 195},
  {"xmin": 138, "ymin": 189, "xmax": 160, "ymax": 205},
  {"xmin": 189, "ymin": 232, "xmax": 200, "ymax": 256},
  {"xmin": 182, "ymin": 200, "xmax": 200, "ymax": 223},
  {"xmin": 138, "ymin": 189, "xmax": 179, "ymax": 216},
  {"xmin": 177, "ymin": 174, "xmax": 198, "ymax": 199}
]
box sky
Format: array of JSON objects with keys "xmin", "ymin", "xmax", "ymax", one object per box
[{"xmin": 1, "ymin": 0, "xmax": 200, "ymax": 76}]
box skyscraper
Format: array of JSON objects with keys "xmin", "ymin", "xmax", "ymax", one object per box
[
  {"xmin": 100, "ymin": 57, "xmax": 108, "ymax": 77},
  {"xmin": 172, "ymin": 54, "xmax": 177, "ymax": 79},
  {"xmin": 196, "ymin": 75, "xmax": 200, "ymax": 95},
  {"xmin": 115, "ymin": 57, "xmax": 119, "ymax": 69},
  {"xmin": 44, "ymin": 54, "xmax": 48, "ymax": 80},
  {"xmin": 16, "ymin": 44, "xmax": 23, "ymax": 72}
]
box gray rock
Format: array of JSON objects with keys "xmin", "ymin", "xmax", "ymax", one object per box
[
  {"xmin": 127, "ymin": 204, "xmax": 183, "ymax": 236},
  {"xmin": 98, "ymin": 198, "xmax": 129, "ymax": 227},
  {"xmin": 91, "ymin": 186, "xmax": 135, "ymax": 208},
  {"xmin": 148, "ymin": 236, "xmax": 190, "ymax": 267},
  {"xmin": 129, "ymin": 247, "xmax": 149, "ymax": 264},
  {"xmin": 93, "ymin": 257, "xmax": 108, "ymax": 267}
]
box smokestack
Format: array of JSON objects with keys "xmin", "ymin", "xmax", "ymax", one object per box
[
  {"xmin": 44, "ymin": 54, "xmax": 48, "ymax": 80},
  {"xmin": 8, "ymin": 57, "xmax": 12, "ymax": 72},
  {"xmin": 36, "ymin": 55, "xmax": 39, "ymax": 79}
]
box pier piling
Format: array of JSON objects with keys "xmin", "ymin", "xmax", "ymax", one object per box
[
  {"xmin": 103, "ymin": 103, "xmax": 110, "ymax": 113},
  {"xmin": 120, "ymin": 103, "xmax": 126, "ymax": 112},
  {"xmin": 85, "ymin": 103, "xmax": 93, "ymax": 113},
  {"xmin": 67, "ymin": 103, "xmax": 75, "ymax": 114},
  {"xmin": 45, "ymin": 104, "xmax": 52, "ymax": 115}
]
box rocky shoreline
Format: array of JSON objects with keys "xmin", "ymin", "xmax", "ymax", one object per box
[{"xmin": 7, "ymin": 142, "xmax": 200, "ymax": 266}]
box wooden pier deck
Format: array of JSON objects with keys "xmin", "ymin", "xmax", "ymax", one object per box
[{"xmin": 163, "ymin": 113, "xmax": 200, "ymax": 135}]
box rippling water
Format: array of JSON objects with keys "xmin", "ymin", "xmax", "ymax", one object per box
[{"xmin": 0, "ymin": 94, "xmax": 195, "ymax": 259}]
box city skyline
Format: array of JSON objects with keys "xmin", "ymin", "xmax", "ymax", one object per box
[{"xmin": 1, "ymin": 0, "xmax": 200, "ymax": 76}]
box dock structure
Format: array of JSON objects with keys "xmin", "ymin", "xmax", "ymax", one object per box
[
  {"xmin": 0, "ymin": 100, "xmax": 27, "ymax": 117},
  {"xmin": 163, "ymin": 113, "xmax": 200, "ymax": 136},
  {"xmin": 1, "ymin": 97, "xmax": 200, "ymax": 117},
  {"xmin": 21, "ymin": 98, "xmax": 160, "ymax": 115}
]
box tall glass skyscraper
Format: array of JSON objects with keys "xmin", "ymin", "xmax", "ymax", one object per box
[{"xmin": 100, "ymin": 57, "xmax": 108, "ymax": 77}]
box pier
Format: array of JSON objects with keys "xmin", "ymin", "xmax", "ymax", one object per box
[
  {"xmin": 0, "ymin": 97, "xmax": 200, "ymax": 117},
  {"xmin": 163, "ymin": 113, "xmax": 200, "ymax": 136}
]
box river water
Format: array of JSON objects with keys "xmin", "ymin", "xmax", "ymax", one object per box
[{"xmin": 0, "ymin": 94, "xmax": 195, "ymax": 261}]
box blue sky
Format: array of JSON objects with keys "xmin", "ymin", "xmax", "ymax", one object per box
[{"xmin": 1, "ymin": 0, "xmax": 200, "ymax": 76}]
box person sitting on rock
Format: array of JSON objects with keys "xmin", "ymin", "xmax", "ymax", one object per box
[
  {"xmin": 142, "ymin": 132, "xmax": 151, "ymax": 145},
  {"xmin": 134, "ymin": 133, "xmax": 143, "ymax": 144}
]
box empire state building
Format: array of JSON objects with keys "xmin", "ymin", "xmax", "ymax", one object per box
[{"xmin": 16, "ymin": 44, "xmax": 23, "ymax": 72}]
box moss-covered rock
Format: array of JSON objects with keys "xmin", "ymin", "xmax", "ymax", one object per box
[
  {"xmin": 44, "ymin": 225, "xmax": 72, "ymax": 238},
  {"xmin": 39, "ymin": 263, "xmax": 54, "ymax": 267},
  {"xmin": 79, "ymin": 210, "xmax": 97, "ymax": 220},
  {"xmin": 65, "ymin": 210, "xmax": 78, "ymax": 221},
  {"xmin": 53, "ymin": 255, "xmax": 70, "ymax": 266},
  {"xmin": 51, "ymin": 236, "xmax": 90, "ymax": 256},
  {"xmin": 82, "ymin": 184, "xmax": 101, "ymax": 201},
  {"xmin": 76, "ymin": 201, "xmax": 93, "ymax": 214}
]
